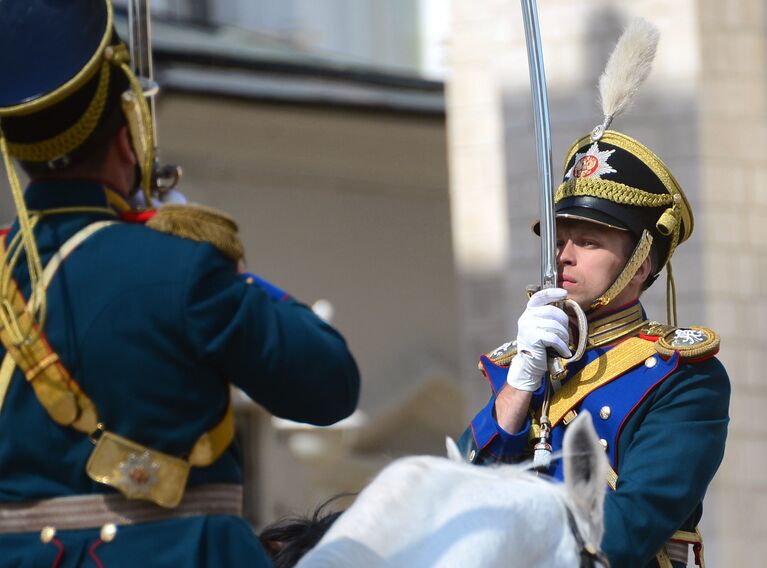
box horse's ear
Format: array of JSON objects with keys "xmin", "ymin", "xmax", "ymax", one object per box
[
  {"xmin": 445, "ymin": 437, "xmax": 463, "ymax": 462},
  {"xmin": 563, "ymin": 411, "xmax": 607, "ymax": 543}
]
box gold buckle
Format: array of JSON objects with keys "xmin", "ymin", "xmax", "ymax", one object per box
[{"xmin": 86, "ymin": 431, "xmax": 189, "ymax": 508}]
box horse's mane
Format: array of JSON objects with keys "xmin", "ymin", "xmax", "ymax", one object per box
[{"xmin": 259, "ymin": 494, "xmax": 353, "ymax": 568}]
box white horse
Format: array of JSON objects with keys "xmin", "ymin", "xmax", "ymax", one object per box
[{"xmin": 296, "ymin": 412, "xmax": 608, "ymax": 568}]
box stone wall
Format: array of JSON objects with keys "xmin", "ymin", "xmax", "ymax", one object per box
[{"xmin": 698, "ymin": 1, "xmax": 767, "ymax": 564}]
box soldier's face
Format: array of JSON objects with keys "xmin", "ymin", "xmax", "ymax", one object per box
[{"xmin": 556, "ymin": 219, "xmax": 634, "ymax": 310}]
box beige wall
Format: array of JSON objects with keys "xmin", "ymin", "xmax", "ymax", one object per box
[
  {"xmin": 156, "ymin": 95, "xmax": 460, "ymax": 522},
  {"xmin": 156, "ymin": 95, "xmax": 458, "ymax": 410},
  {"xmin": 448, "ymin": 0, "xmax": 764, "ymax": 565}
]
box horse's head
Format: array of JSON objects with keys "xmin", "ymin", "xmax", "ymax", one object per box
[
  {"xmin": 561, "ymin": 411, "xmax": 609, "ymax": 566},
  {"xmin": 292, "ymin": 411, "xmax": 609, "ymax": 568}
]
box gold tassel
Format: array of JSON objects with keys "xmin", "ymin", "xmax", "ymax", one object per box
[{"xmin": 145, "ymin": 204, "xmax": 244, "ymax": 263}]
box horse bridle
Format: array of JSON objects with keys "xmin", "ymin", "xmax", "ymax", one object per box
[{"xmin": 564, "ymin": 506, "xmax": 611, "ymax": 568}]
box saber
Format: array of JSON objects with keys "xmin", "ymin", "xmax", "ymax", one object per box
[
  {"xmin": 519, "ymin": 0, "xmax": 588, "ymax": 469},
  {"xmin": 127, "ymin": 0, "xmax": 181, "ymax": 198},
  {"xmin": 520, "ymin": 0, "xmax": 556, "ymax": 290}
]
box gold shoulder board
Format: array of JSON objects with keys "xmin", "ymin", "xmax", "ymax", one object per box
[
  {"xmin": 655, "ymin": 326, "xmax": 720, "ymax": 360},
  {"xmin": 641, "ymin": 321, "xmax": 675, "ymax": 338},
  {"xmin": 146, "ymin": 204, "xmax": 244, "ymax": 263},
  {"xmin": 478, "ymin": 340, "xmax": 517, "ymax": 370}
]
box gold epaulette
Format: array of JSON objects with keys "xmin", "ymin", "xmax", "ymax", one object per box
[
  {"xmin": 478, "ymin": 340, "xmax": 517, "ymax": 370},
  {"xmin": 642, "ymin": 321, "xmax": 720, "ymax": 361},
  {"xmin": 146, "ymin": 204, "xmax": 244, "ymax": 263}
]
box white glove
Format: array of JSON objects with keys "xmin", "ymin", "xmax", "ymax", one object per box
[{"xmin": 507, "ymin": 287, "xmax": 572, "ymax": 392}]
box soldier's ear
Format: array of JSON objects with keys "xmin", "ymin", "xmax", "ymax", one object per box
[
  {"xmin": 115, "ymin": 126, "xmax": 137, "ymax": 168},
  {"xmin": 631, "ymin": 254, "xmax": 653, "ymax": 290}
]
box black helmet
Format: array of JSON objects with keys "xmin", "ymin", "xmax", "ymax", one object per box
[
  {"xmin": 535, "ymin": 19, "xmax": 693, "ymax": 319},
  {"xmin": 0, "ymin": 0, "xmax": 131, "ymax": 171}
]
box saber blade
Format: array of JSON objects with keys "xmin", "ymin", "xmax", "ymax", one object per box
[
  {"xmin": 520, "ymin": 0, "xmax": 557, "ymax": 290},
  {"xmin": 127, "ymin": 0, "xmax": 158, "ymax": 143}
]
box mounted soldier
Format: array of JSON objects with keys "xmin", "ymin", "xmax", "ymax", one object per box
[
  {"xmin": 0, "ymin": 1, "xmax": 359, "ymax": 565},
  {"xmin": 458, "ymin": 15, "xmax": 730, "ymax": 568}
]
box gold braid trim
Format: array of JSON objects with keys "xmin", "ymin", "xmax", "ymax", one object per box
[
  {"xmin": 555, "ymin": 177, "xmax": 674, "ymax": 208},
  {"xmin": 540, "ymin": 337, "xmax": 658, "ymax": 429},
  {"xmin": 7, "ymin": 61, "xmax": 112, "ymax": 163},
  {"xmin": 591, "ymin": 229, "xmax": 653, "ymax": 309}
]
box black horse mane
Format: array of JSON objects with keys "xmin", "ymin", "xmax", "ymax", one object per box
[{"xmin": 259, "ymin": 494, "xmax": 354, "ymax": 568}]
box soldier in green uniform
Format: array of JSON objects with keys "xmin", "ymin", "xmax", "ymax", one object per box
[
  {"xmin": 0, "ymin": 1, "xmax": 359, "ymax": 566},
  {"xmin": 458, "ymin": 20, "xmax": 730, "ymax": 568}
]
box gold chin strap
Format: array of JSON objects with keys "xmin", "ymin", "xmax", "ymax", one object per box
[
  {"xmin": 591, "ymin": 229, "xmax": 653, "ymax": 310},
  {"xmin": 557, "ymin": 173, "xmax": 686, "ymax": 320}
]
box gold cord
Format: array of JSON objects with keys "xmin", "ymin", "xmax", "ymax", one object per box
[
  {"xmin": 556, "ymin": 177, "xmax": 675, "ymax": 208},
  {"xmin": 31, "ymin": 207, "xmax": 118, "ymax": 218},
  {"xmin": 0, "ymin": 132, "xmax": 46, "ymax": 345},
  {"xmin": 666, "ymin": 261, "xmax": 678, "ymax": 326}
]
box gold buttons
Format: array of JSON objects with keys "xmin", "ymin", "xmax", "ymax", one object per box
[
  {"xmin": 40, "ymin": 526, "xmax": 56, "ymax": 544},
  {"xmin": 599, "ymin": 438, "xmax": 608, "ymax": 451},
  {"xmin": 100, "ymin": 523, "xmax": 118, "ymax": 543},
  {"xmin": 599, "ymin": 406, "xmax": 611, "ymax": 420},
  {"xmin": 644, "ymin": 356, "xmax": 657, "ymax": 368},
  {"xmin": 468, "ymin": 450, "xmax": 476, "ymax": 462}
]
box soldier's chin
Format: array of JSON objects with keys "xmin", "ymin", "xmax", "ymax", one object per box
[{"xmin": 565, "ymin": 291, "xmax": 593, "ymax": 312}]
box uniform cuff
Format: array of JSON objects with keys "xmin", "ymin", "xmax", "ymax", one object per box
[{"xmin": 470, "ymin": 396, "xmax": 532, "ymax": 458}]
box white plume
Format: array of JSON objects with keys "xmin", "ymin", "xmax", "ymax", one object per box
[{"xmin": 598, "ymin": 18, "xmax": 659, "ymax": 119}]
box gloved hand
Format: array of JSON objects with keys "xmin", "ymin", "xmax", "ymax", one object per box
[{"xmin": 507, "ymin": 287, "xmax": 572, "ymax": 392}]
